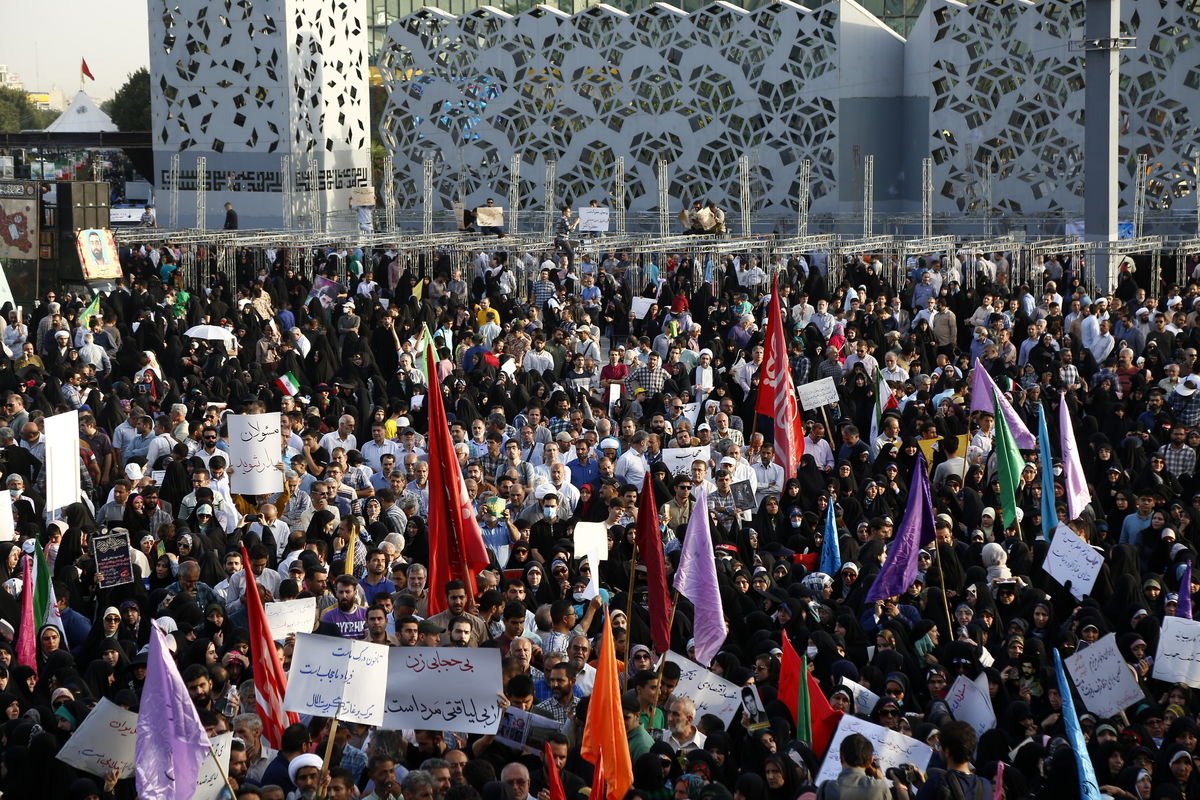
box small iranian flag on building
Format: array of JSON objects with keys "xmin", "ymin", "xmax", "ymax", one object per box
[{"xmin": 275, "ymin": 372, "xmax": 300, "ymax": 396}]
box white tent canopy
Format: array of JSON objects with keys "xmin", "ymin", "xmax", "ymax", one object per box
[{"xmin": 44, "ymin": 90, "xmax": 117, "ymax": 133}]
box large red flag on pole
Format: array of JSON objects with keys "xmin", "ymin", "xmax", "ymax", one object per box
[
  {"xmin": 241, "ymin": 546, "xmax": 298, "ymax": 748},
  {"xmin": 634, "ymin": 472, "xmax": 671, "ymax": 654},
  {"xmin": 755, "ymin": 275, "xmax": 803, "ymax": 477},
  {"xmin": 80, "ymin": 59, "xmax": 95, "ymax": 81},
  {"xmin": 423, "ymin": 333, "xmax": 490, "ymax": 616}
]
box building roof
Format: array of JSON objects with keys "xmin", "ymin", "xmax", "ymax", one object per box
[{"xmin": 44, "ymin": 90, "xmax": 118, "ymax": 133}]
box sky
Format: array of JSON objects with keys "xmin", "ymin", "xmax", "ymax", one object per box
[{"xmin": 4, "ymin": 0, "xmax": 150, "ymax": 103}]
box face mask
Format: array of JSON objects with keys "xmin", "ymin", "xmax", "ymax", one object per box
[
  {"xmin": 543, "ymin": 507, "xmax": 556, "ymax": 520},
  {"xmin": 806, "ymin": 645, "xmax": 819, "ymax": 659},
  {"xmin": 791, "ymin": 520, "xmax": 802, "ymax": 528},
  {"xmin": 7, "ymin": 489, "xmax": 19, "ymax": 498}
]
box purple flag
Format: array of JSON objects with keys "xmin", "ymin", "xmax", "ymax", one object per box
[
  {"xmin": 674, "ymin": 483, "xmax": 727, "ymax": 666},
  {"xmin": 970, "ymin": 358, "xmax": 1036, "ymax": 449},
  {"xmin": 1060, "ymin": 392, "xmax": 1090, "ymax": 519},
  {"xmin": 136, "ymin": 626, "xmax": 212, "ymax": 800},
  {"xmin": 1180, "ymin": 562, "xmax": 1193, "ymax": 620},
  {"xmin": 866, "ymin": 454, "xmax": 935, "ymax": 602}
]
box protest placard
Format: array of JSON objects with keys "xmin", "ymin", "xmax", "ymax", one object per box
[
  {"xmin": 227, "ymin": 413, "xmax": 283, "ymax": 495},
  {"xmin": 284, "ymin": 633, "xmax": 389, "ymax": 725},
  {"xmin": 1065, "ymin": 633, "xmax": 1145, "ymax": 717},
  {"xmin": 93, "ymin": 530, "xmax": 133, "ymax": 588},
  {"xmin": 1043, "ymin": 523, "xmax": 1103, "ymax": 600},
  {"xmin": 573, "ymin": 522, "xmax": 609, "ymax": 563},
  {"xmin": 1154, "ymin": 616, "xmax": 1200, "ymax": 688},
  {"xmin": 816, "ymin": 715, "xmax": 932, "ymax": 784},
  {"xmin": 383, "ymin": 648, "xmax": 504, "ymax": 734},
  {"xmin": 495, "ymin": 706, "xmax": 568, "ymax": 753},
  {"xmin": 56, "ymin": 697, "xmax": 139, "ymax": 779},
  {"xmin": 839, "ymin": 676, "xmax": 880, "ymax": 716},
  {"xmin": 0, "ymin": 491, "xmax": 13, "ymax": 541},
  {"xmin": 475, "ymin": 206, "xmax": 504, "ymax": 227},
  {"xmin": 730, "ymin": 480, "xmax": 756, "ymax": 511},
  {"xmin": 660, "ymin": 446, "xmax": 710, "ymax": 477},
  {"xmin": 797, "ymin": 377, "xmax": 839, "ymax": 411},
  {"xmin": 578, "ymin": 206, "xmax": 610, "ymax": 232},
  {"xmin": 665, "ymin": 652, "xmax": 743, "ymax": 728},
  {"xmin": 264, "ymin": 597, "xmax": 317, "ymax": 640},
  {"xmin": 194, "ymin": 732, "xmax": 233, "ymax": 800},
  {"xmin": 45, "ymin": 410, "xmax": 81, "ymax": 511},
  {"xmin": 630, "ymin": 297, "xmax": 656, "ymax": 319},
  {"xmin": 351, "ymin": 186, "xmax": 376, "ymax": 206},
  {"xmin": 945, "ymin": 674, "xmax": 994, "ymax": 739}
]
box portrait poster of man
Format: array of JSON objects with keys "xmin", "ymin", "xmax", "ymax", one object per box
[{"xmin": 75, "ymin": 228, "xmax": 121, "ymax": 280}]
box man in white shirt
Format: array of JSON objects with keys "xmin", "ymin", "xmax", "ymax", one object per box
[
  {"xmin": 751, "ymin": 443, "xmax": 784, "ymax": 506},
  {"xmin": 615, "ymin": 431, "xmax": 650, "ymax": 488},
  {"xmin": 318, "ymin": 415, "xmax": 357, "ymax": 455},
  {"xmin": 805, "ymin": 422, "xmax": 835, "ymax": 470},
  {"xmin": 734, "ymin": 346, "xmax": 763, "ymax": 394},
  {"xmin": 361, "ymin": 422, "xmax": 401, "ymax": 475}
]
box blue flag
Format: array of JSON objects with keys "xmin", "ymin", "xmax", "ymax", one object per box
[
  {"xmin": 1038, "ymin": 404, "xmax": 1058, "ymax": 541},
  {"xmin": 866, "ymin": 455, "xmax": 934, "ymax": 602},
  {"xmin": 819, "ymin": 498, "xmax": 841, "ymax": 577},
  {"xmin": 1053, "ymin": 648, "xmax": 1103, "ymax": 800}
]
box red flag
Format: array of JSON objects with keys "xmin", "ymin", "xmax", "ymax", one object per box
[
  {"xmin": 543, "ymin": 742, "xmax": 567, "ymax": 800},
  {"xmin": 423, "ymin": 337, "xmax": 490, "ymax": 616},
  {"xmin": 634, "ymin": 472, "xmax": 670, "ymax": 654},
  {"xmin": 779, "ymin": 633, "xmax": 842, "ymax": 757},
  {"xmin": 80, "ymin": 59, "xmax": 95, "ymax": 81},
  {"xmin": 755, "ymin": 276, "xmax": 803, "ymax": 477},
  {"xmin": 590, "ymin": 758, "xmax": 605, "ymax": 800},
  {"xmin": 241, "ymin": 546, "xmax": 298, "ymax": 748}
]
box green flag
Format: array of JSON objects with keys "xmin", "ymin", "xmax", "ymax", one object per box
[
  {"xmin": 78, "ymin": 294, "xmax": 101, "ymax": 328},
  {"xmin": 797, "ymin": 655, "xmax": 813, "ymax": 745},
  {"xmin": 993, "ymin": 388, "xmax": 1024, "ymax": 529}
]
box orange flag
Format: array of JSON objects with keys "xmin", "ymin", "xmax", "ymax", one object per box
[{"xmin": 581, "ymin": 609, "xmax": 633, "ymax": 800}]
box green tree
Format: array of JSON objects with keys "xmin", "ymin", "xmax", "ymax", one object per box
[
  {"xmin": 105, "ymin": 68, "xmax": 151, "ymax": 131},
  {"xmin": 0, "ymin": 86, "xmax": 57, "ymax": 133}
]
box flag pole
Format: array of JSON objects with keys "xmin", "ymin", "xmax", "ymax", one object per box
[
  {"xmin": 624, "ymin": 545, "xmax": 639, "ymax": 655},
  {"xmin": 208, "ymin": 743, "xmax": 236, "ymax": 795},
  {"xmin": 655, "ymin": 589, "xmax": 680, "ymax": 678},
  {"xmin": 321, "ymin": 717, "xmax": 340, "ymax": 774}
]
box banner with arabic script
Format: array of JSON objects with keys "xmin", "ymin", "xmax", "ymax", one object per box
[
  {"xmin": 228, "ymin": 413, "xmax": 284, "ymax": 495},
  {"xmin": 384, "ymin": 647, "xmax": 503, "ymax": 734}
]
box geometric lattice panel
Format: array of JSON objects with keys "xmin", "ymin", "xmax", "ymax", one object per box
[
  {"xmin": 378, "ymin": 0, "xmax": 900, "ymax": 216},
  {"xmin": 915, "ymin": 0, "xmax": 1200, "ymax": 217}
]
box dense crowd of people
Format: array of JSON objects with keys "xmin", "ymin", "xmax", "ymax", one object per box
[{"xmin": 1, "ymin": 233, "xmax": 1199, "ymax": 800}]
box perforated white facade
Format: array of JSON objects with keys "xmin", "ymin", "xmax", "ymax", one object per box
[{"xmin": 148, "ymin": 0, "xmax": 372, "ymax": 229}]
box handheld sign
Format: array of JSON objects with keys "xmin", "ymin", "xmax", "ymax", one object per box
[
  {"xmin": 816, "ymin": 715, "xmax": 932, "ymax": 785},
  {"xmin": 228, "ymin": 413, "xmax": 284, "ymax": 494},
  {"xmin": 660, "ymin": 446, "xmax": 711, "ymax": 477},
  {"xmin": 577, "ymin": 206, "xmax": 610, "ymax": 232},
  {"xmin": 1154, "ymin": 617, "xmax": 1200, "ymax": 688},
  {"xmin": 193, "ymin": 733, "xmax": 233, "ymax": 800},
  {"xmin": 1043, "ymin": 523, "xmax": 1103, "ymax": 600},
  {"xmin": 1065, "ymin": 634, "xmax": 1145, "ymax": 718},
  {"xmin": 664, "ymin": 652, "xmax": 743, "ymax": 728},
  {"xmin": 945, "ymin": 674, "xmax": 995, "ymax": 739},
  {"xmin": 284, "ymin": 633, "xmax": 389, "ymax": 725},
  {"xmin": 56, "ymin": 697, "xmax": 139, "ymax": 779},
  {"xmin": 264, "ymin": 597, "xmax": 318, "ymax": 640},
  {"xmin": 383, "ymin": 648, "xmax": 504, "ymax": 734},
  {"xmin": 93, "ymin": 530, "xmax": 134, "ymax": 588},
  {"xmin": 797, "ymin": 377, "xmax": 839, "ymax": 411}
]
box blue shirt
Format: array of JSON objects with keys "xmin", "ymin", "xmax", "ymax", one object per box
[
  {"xmin": 360, "ymin": 576, "xmax": 396, "ymax": 605},
  {"xmin": 569, "ymin": 457, "xmax": 599, "ymax": 489},
  {"xmin": 1120, "ymin": 510, "xmax": 1152, "ymax": 546}
]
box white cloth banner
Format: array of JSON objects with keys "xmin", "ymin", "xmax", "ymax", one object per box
[
  {"xmin": 1065, "ymin": 633, "xmax": 1146, "ymax": 718},
  {"xmin": 816, "ymin": 715, "xmax": 933, "ymax": 785},
  {"xmin": 284, "ymin": 633, "xmax": 390, "ymax": 725},
  {"xmin": 44, "ymin": 410, "xmax": 81, "ymax": 511},
  {"xmin": 664, "ymin": 651, "xmax": 742, "ymax": 728},
  {"xmin": 383, "ymin": 648, "xmax": 504, "ymax": 734},
  {"xmin": 1043, "ymin": 523, "xmax": 1103, "ymax": 600},
  {"xmin": 660, "ymin": 446, "xmax": 711, "ymax": 476},
  {"xmin": 56, "ymin": 697, "xmax": 139, "ymax": 779},
  {"xmin": 1154, "ymin": 617, "xmax": 1200, "ymax": 688},
  {"xmin": 194, "ymin": 733, "xmax": 233, "ymax": 800},
  {"xmin": 227, "ymin": 413, "xmax": 284, "ymax": 494},
  {"xmin": 946, "ymin": 674, "xmax": 995, "ymax": 739},
  {"xmin": 264, "ymin": 597, "xmax": 317, "ymax": 641}
]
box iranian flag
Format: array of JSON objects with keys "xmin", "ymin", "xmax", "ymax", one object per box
[
  {"xmin": 275, "ymin": 372, "xmax": 300, "ymax": 396},
  {"xmin": 26, "ymin": 541, "xmax": 65, "ymax": 643},
  {"xmin": 869, "ymin": 367, "xmax": 898, "ymax": 457}
]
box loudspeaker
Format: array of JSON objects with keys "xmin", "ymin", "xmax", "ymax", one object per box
[{"xmin": 56, "ymin": 181, "xmax": 110, "ymax": 231}]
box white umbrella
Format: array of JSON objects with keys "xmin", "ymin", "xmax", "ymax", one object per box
[{"xmin": 184, "ymin": 325, "xmax": 236, "ymax": 346}]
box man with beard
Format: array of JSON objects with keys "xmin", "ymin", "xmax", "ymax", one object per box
[{"xmin": 317, "ymin": 574, "xmax": 367, "ymax": 638}]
